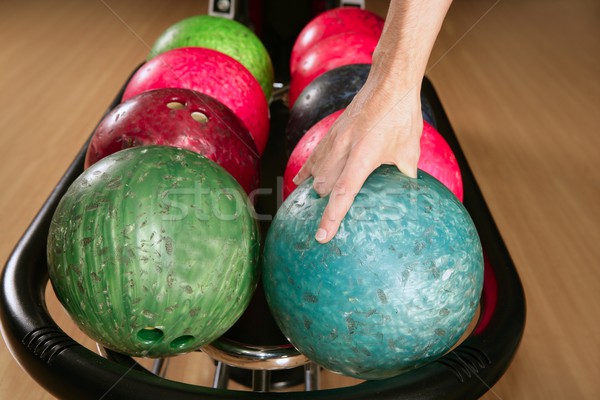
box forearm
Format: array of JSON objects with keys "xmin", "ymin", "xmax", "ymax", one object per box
[{"xmin": 373, "ymin": 0, "xmax": 452, "ymax": 87}]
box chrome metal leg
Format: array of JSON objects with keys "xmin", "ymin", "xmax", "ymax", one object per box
[
  {"xmin": 151, "ymin": 358, "xmax": 170, "ymax": 377},
  {"xmin": 212, "ymin": 361, "xmax": 230, "ymax": 389},
  {"xmin": 95, "ymin": 343, "xmax": 108, "ymax": 358},
  {"xmin": 252, "ymin": 370, "xmax": 271, "ymax": 392},
  {"xmin": 304, "ymin": 362, "xmax": 320, "ymax": 391}
]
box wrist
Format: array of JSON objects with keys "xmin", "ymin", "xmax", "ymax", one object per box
[
  {"xmin": 361, "ymin": 61, "xmax": 423, "ymax": 107},
  {"xmin": 371, "ymin": 44, "xmax": 427, "ymax": 87}
]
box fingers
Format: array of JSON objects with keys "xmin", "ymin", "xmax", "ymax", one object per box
[
  {"xmin": 394, "ymin": 146, "xmax": 420, "ymax": 179},
  {"xmin": 290, "ymin": 103, "xmax": 422, "ymax": 245},
  {"xmin": 292, "ymin": 121, "xmax": 339, "ymax": 186},
  {"xmin": 292, "ymin": 156, "xmax": 313, "ymax": 186},
  {"xmin": 314, "ymin": 130, "xmax": 422, "ymax": 243},
  {"xmin": 311, "ymin": 150, "xmax": 347, "ymax": 197},
  {"xmin": 393, "ymin": 125, "xmax": 421, "ymax": 179},
  {"xmin": 398, "ymin": 161, "xmax": 419, "ymax": 179},
  {"xmin": 293, "ymin": 122, "xmax": 349, "ymax": 195},
  {"xmin": 315, "ymin": 150, "xmax": 377, "ymax": 243}
]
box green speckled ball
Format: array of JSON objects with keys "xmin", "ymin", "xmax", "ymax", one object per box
[
  {"xmin": 47, "ymin": 146, "xmax": 260, "ymax": 357},
  {"xmin": 149, "ymin": 15, "xmax": 274, "ymax": 101},
  {"xmin": 263, "ymin": 166, "xmax": 484, "ymax": 379}
]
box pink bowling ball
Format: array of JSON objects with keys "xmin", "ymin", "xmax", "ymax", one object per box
[
  {"xmin": 283, "ymin": 109, "xmax": 463, "ymax": 201},
  {"xmin": 283, "ymin": 110, "xmax": 344, "ymax": 199},
  {"xmin": 290, "ymin": 7, "xmax": 384, "ymax": 76},
  {"xmin": 288, "ymin": 32, "xmax": 378, "ymax": 108},
  {"xmin": 122, "ymin": 47, "xmax": 270, "ymax": 155}
]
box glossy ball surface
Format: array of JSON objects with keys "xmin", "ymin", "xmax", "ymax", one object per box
[
  {"xmin": 289, "ymin": 32, "xmax": 378, "ymax": 107},
  {"xmin": 263, "ymin": 166, "xmax": 483, "ymax": 379},
  {"xmin": 420, "ymin": 121, "xmax": 463, "ymax": 201},
  {"xmin": 123, "ymin": 47, "xmax": 270, "ymax": 155},
  {"xmin": 284, "ymin": 110, "xmax": 463, "ymax": 201},
  {"xmin": 286, "ymin": 63, "xmax": 437, "ymax": 155},
  {"xmin": 48, "ymin": 146, "xmax": 261, "ymax": 357},
  {"xmin": 290, "ymin": 7, "xmax": 384, "ymax": 76},
  {"xmin": 85, "ymin": 88, "xmax": 260, "ymax": 195},
  {"xmin": 149, "ymin": 15, "xmax": 274, "ymax": 100},
  {"xmin": 283, "ymin": 110, "xmax": 345, "ymax": 199}
]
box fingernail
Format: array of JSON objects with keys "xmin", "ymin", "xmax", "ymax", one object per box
[
  {"xmin": 315, "ymin": 228, "xmax": 327, "ymax": 242},
  {"xmin": 292, "ymin": 174, "xmax": 300, "ymax": 185}
]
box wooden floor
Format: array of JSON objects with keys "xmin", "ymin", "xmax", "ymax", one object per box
[{"xmin": 1, "ymin": 0, "xmax": 598, "ymax": 398}]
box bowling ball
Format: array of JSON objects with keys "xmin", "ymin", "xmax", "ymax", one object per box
[
  {"xmin": 420, "ymin": 120, "xmax": 463, "ymax": 201},
  {"xmin": 47, "ymin": 146, "xmax": 261, "ymax": 358},
  {"xmin": 283, "ymin": 109, "xmax": 463, "ymax": 201},
  {"xmin": 288, "ymin": 32, "xmax": 378, "ymax": 107},
  {"xmin": 149, "ymin": 15, "xmax": 274, "ymax": 101},
  {"xmin": 122, "ymin": 47, "xmax": 270, "ymax": 155},
  {"xmin": 283, "ymin": 110, "xmax": 344, "ymax": 199},
  {"xmin": 263, "ymin": 166, "xmax": 484, "ymax": 380},
  {"xmin": 421, "ymin": 92, "xmax": 437, "ymax": 129},
  {"xmin": 290, "ymin": 7, "xmax": 384, "ymax": 76},
  {"xmin": 85, "ymin": 88, "xmax": 260, "ymax": 195},
  {"xmin": 286, "ymin": 63, "xmax": 437, "ymax": 155}
]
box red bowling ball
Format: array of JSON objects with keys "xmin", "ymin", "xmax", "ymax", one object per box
[
  {"xmin": 420, "ymin": 120, "xmax": 464, "ymax": 202},
  {"xmin": 288, "ymin": 32, "xmax": 378, "ymax": 107},
  {"xmin": 122, "ymin": 47, "xmax": 270, "ymax": 155},
  {"xmin": 283, "ymin": 109, "xmax": 464, "ymax": 201},
  {"xmin": 290, "ymin": 7, "xmax": 384, "ymax": 76},
  {"xmin": 85, "ymin": 88, "xmax": 260, "ymax": 195},
  {"xmin": 283, "ymin": 110, "xmax": 344, "ymax": 199}
]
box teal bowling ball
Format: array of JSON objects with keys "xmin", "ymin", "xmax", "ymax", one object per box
[
  {"xmin": 47, "ymin": 146, "xmax": 261, "ymax": 358},
  {"xmin": 262, "ymin": 166, "xmax": 483, "ymax": 380}
]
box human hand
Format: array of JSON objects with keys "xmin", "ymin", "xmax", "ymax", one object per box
[
  {"xmin": 292, "ymin": 76, "xmax": 423, "ymax": 244},
  {"xmin": 291, "ymin": 0, "xmax": 453, "ymax": 244}
]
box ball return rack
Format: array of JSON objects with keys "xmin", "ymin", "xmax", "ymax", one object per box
[{"xmin": 0, "ymin": 2, "xmax": 525, "ymax": 399}]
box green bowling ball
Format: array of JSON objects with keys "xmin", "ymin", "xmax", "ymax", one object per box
[
  {"xmin": 149, "ymin": 15, "xmax": 274, "ymax": 101},
  {"xmin": 47, "ymin": 146, "xmax": 260, "ymax": 358}
]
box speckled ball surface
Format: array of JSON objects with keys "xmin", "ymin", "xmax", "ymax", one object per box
[
  {"xmin": 263, "ymin": 166, "xmax": 483, "ymax": 380},
  {"xmin": 288, "ymin": 32, "xmax": 379, "ymax": 107},
  {"xmin": 85, "ymin": 88, "xmax": 260, "ymax": 195},
  {"xmin": 290, "ymin": 7, "xmax": 384, "ymax": 76},
  {"xmin": 123, "ymin": 47, "xmax": 270, "ymax": 155},
  {"xmin": 149, "ymin": 15, "xmax": 274, "ymax": 101},
  {"xmin": 47, "ymin": 146, "xmax": 260, "ymax": 357}
]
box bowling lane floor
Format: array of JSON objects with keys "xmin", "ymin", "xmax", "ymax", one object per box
[{"xmin": 0, "ymin": 0, "xmax": 598, "ymax": 399}]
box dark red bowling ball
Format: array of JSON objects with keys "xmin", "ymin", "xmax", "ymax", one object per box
[
  {"xmin": 122, "ymin": 47, "xmax": 270, "ymax": 155},
  {"xmin": 283, "ymin": 109, "xmax": 463, "ymax": 201},
  {"xmin": 85, "ymin": 88, "xmax": 260, "ymax": 195},
  {"xmin": 290, "ymin": 7, "xmax": 384, "ymax": 76},
  {"xmin": 288, "ymin": 32, "xmax": 378, "ymax": 107}
]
